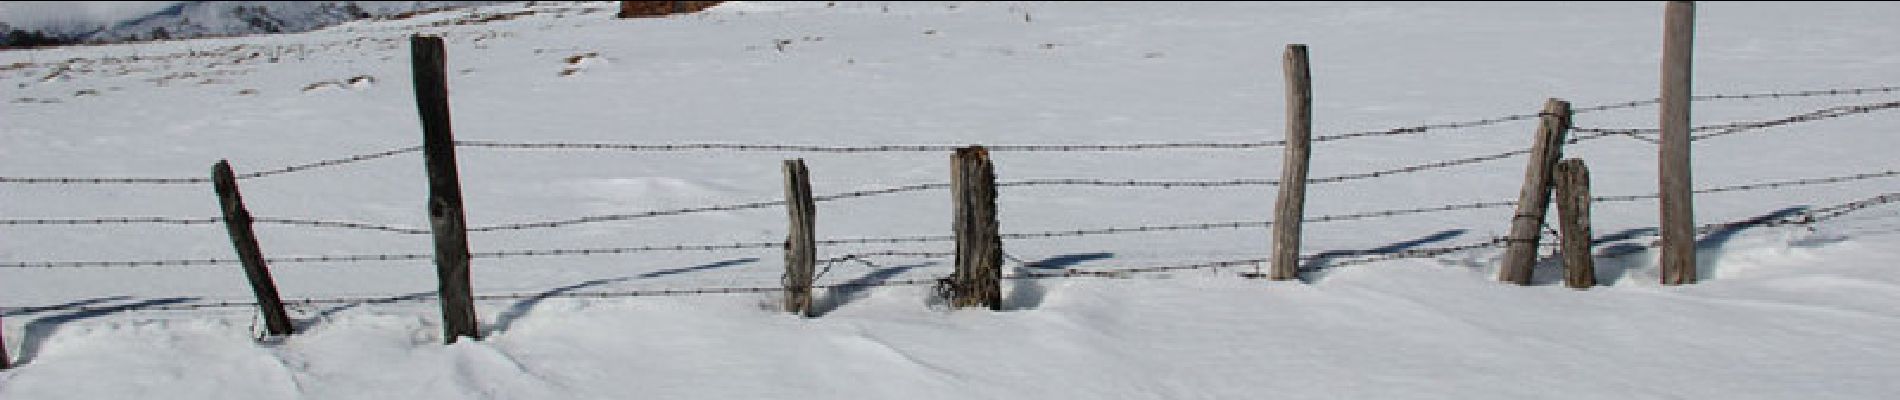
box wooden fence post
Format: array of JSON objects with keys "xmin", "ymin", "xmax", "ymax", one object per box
[
  {"xmin": 950, "ymin": 146, "xmax": 1001, "ymax": 310},
  {"xmin": 213, "ymin": 160, "xmax": 295, "ymax": 336},
  {"xmin": 782, "ymin": 159, "xmax": 816, "ymax": 317},
  {"xmin": 1660, "ymin": 1, "xmax": 1698, "ymax": 285},
  {"xmin": 1499, "ymin": 98, "xmax": 1572, "ymax": 285},
  {"xmin": 1554, "ymin": 158, "xmax": 1596, "ymax": 289},
  {"xmin": 413, "ymin": 35, "xmax": 480, "ymax": 343},
  {"xmin": 1267, "ymin": 43, "xmax": 1312, "ymax": 281}
]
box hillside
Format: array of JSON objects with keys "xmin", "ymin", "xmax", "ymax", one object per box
[{"xmin": 2, "ymin": 2, "xmax": 1898, "ymax": 398}]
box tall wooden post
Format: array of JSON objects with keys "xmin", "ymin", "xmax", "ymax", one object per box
[
  {"xmin": 413, "ymin": 35, "xmax": 480, "ymax": 343},
  {"xmin": 951, "ymin": 146, "xmax": 1002, "ymax": 310},
  {"xmin": 213, "ymin": 160, "xmax": 295, "ymax": 336},
  {"xmin": 1268, "ymin": 44, "xmax": 1312, "ymax": 281},
  {"xmin": 1660, "ymin": 1, "xmax": 1698, "ymax": 285},
  {"xmin": 1498, "ymin": 99, "xmax": 1572, "ymax": 285},
  {"xmin": 782, "ymin": 159, "xmax": 817, "ymax": 317},
  {"xmin": 1554, "ymin": 159, "xmax": 1596, "ymax": 289}
]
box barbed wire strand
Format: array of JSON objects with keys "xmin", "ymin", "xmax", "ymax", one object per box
[
  {"xmin": 3, "ymin": 166, "xmax": 1894, "ymax": 269},
  {"xmin": 0, "ymin": 146, "xmax": 421, "ymax": 185},
  {"xmin": 1573, "ymin": 99, "xmax": 1900, "ymax": 143},
  {"xmin": 8, "ymin": 191, "xmax": 1895, "ymax": 315},
  {"xmin": 6, "ymin": 85, "xmax": 1896, "ymax": 186}
]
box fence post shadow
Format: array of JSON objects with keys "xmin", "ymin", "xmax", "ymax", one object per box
[
  {"xmin": 487, "ymin": 257, "xmax": 756, "ymax": 333},
  {"xmin": 8, "ymin": 297, "xmax": 198, "ymax": 366},
  {"xmin": 1586, "ymin": 206, "xmax": 1808, "ymax": 285},
  {"xmin": 1299, "ymin": 229, "xmax": 1467, "ymax": 283},
  {"xmin": 303, "ymin": 291, "xmax": 439, "ymax": 324},
  {"xmin": 813, "ymin": 260, "xmax": 939, "ymax": 317},
  {"xmin": 1003, "ymin": 252, "xmax": 1115, "ymax": 311}
]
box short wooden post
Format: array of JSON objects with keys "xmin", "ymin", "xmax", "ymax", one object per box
[
  {"xmin": 950, "ymin": 146, "xmax": 1002, "ymax": 310},
  {"xmin": 213, "ymin": 160, "xmax": 295, "ymax": 336},
  {"xmin": 1554, "ymin": 159, "xmax": 1596, "ymax": 289},
  {"xmin": 1267, "ymin": 44, "xmax": 1312, "ymax": 281},
  {"xmin": 413, "ymin": 35, "xmax": 480, "ymax": 343},
  {"xmin": 782, "ymin": 159, "xmax": 817, "ymax": 317},
  {"xmin": 1659, "ymin": 1, "xmax": 1697, "ymax": 285},
  {"xmin": 1499, "ymin": 99, "xmax": 1572, "ymax": 285}
]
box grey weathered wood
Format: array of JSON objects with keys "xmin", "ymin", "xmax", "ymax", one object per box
[
  {"xmin": 782, "ymin": 159, "xmax": 817, "ymax": 317},
  {"xmin": 1660, "ymin": 1, "xmax": 1698, "ymax": 285},
  {"xmin": 213, "ymin": 160, "xmax": 294, "ymax": 336},
  {"xmin": 413, "ymin": 35, "xmax": 481, "ymax": 343},
  {"xmin": 951, "ymin": 146, "xmax": 1002, "ymax": 310},
  {"xmin": 1554, "ymin": 159, "xmax": 1596, "ymax": 289},
  {"xmin": 1267, "ymin": 44, "xmax": 1312, "ymax": 281},
  {"xmin": 1499, "ymin": 99, "xmax": 1572, "ymax": 285}
]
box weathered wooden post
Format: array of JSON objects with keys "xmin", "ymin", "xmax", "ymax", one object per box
[
  {"xmin": 213, "ymin": 160, "xmax": 295, "ymax": 336},
  {"xmin": 1554, "ymin": 158, "xmax": 1596, "ymax": 289},
  {"xmin": 950, "ymin": 146, "xmax": 1001, "ymax": 310},
  {"xmin": 1267, "ymin": 44, "xmax": 1312, "ymax": 281},
  {"xmin": 782, "ymin": 159, "xmax": 817, "ymax": 317},
  {"xmin": 1498, "ymin": 99, "xmax": 1572, "ymax": 285},
  {"xmin": 1659, "ymin": 1, "xmax": 1698, "ymax": 285},
  {"xmin": 413, "ymin": 35, "xmax": 480, "ymax": 343}
]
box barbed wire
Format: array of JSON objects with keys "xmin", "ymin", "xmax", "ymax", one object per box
[
  {"xmin": 4, "ymin": 85, "xmax": 1895, "ymax": 187},
  {"xmin": 1573, "ymin": 99, "xmax": 1900, "ymax": 143},
  {"xmin": 8, "ymin": 191, "xmax": 1897, "ymax": 315},
  {"xmin": 9, "ymin": 166, "xmax": 1892, "ymax": 269},
  {"xmin": 0, "ymin": 215, "xmax": 435, "ymax": 234},
  {"xmin": 454, "ymin": 140, "xmax": 1287, "ymax": 153},
  {"xmin": 0, "ymin": 146, "xmax": 421, "ymax": 185},
  {"xmin": 1592, "ymin": 170, "xmax": 1900, "ymax": 203},
  {"xmin": 1, "ymin": 135, "xmax": 1594, "ymax": 233},
  {"xmin": 0, "ymin": 216, "xmax": 222, "ymax": 226},
  {"xmin": 442, "ymin": 135, "xmax": 1623, "ymax": 233},
  {"xmin": 1569, "ymin": 85, "xmax": 1900, "ymax": 113}
]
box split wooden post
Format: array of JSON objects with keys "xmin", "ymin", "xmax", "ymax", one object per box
[
  {"xmin": 950, "ymin": 146, "xmax": 1002, "ymax": 310},
  {"xmin": 782, "ymin": 159, "xmax": 817, "ymax": 317},
  {"xmin": 1267, "ymin": 44, "xmax": 1312, "ymax": 280},
  {"xmin": 1498, "ymin": 99, "xmax": 1572, "ymax": 285},
  {"xmin": 212, "ymin": 160, "xmax": 295, "ymax": 336},
  {"xmin": 1554, "ymin": 158, "xmax": 1596, "ymax": 289},
  {"xmin": 1660, "ymin": 1, "xmax": 1698, "ymax": 285},
  {"xmin": 413, "ymin": 35, "xmax": 480, "ymax": 343}
]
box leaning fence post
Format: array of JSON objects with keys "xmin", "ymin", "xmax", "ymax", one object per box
[
  {"xmin": 213, "ymin": 160, "xmax": 295, "ymax": 336},
  {"xmin": 950, "ymin": 146, "xmax": 1002, "ymax": 310},
  {"xmin": 1554, "ymin": 158, "xmax": 1596, "ymax": 289},
  {"xmin": 1659, "ymin": 1, "xmax": 1698, "ymax": 285},
  {"xmin": 1266, "ymin": 43, "xmax": 1312, "ymax": 281},
  {"xmin": 1499, "ymin": 98, "xmax": 1572, "ymax": 285},
  {"xmin": 782, "ymin": 159, "xmax": 817, "ymax": 317},
  {"xmin": 413, "ymin": 34, "xmax": 480, "ymax": 343}
]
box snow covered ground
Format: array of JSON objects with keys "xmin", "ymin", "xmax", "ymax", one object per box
[{"xmin": 2, "ymin": 2, "xmax": 1898, "ymax": 398}]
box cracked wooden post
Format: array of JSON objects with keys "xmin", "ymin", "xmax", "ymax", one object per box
[
  {"xmin": 782, "ymin": 159, "xmax": 817, "ymax": 317},
  {"xmin": 413, "ymin": 34, "xmax": 480, "ymax": 343},
  {"xmin": 951, "ymin": 146, "xmax": 1001, "ymax": 310},
  {"xmin": 1499, "ymin": 99, "xmax": 1571, "ymax": 285},
  {"xmin": 213, "ymin": 160, "xmax": 294, "ymax": 336},
  {"xmin": 1554, "ymin": 158, "xmax": 1596, "ymax": 289},
  {"xmin": 1267, "ymin": 43, "xmax": 1312, "ymax": 281},
  {"xmin": 1660, "ymin": 1, "xmax": 1698, "ymax": 285}
]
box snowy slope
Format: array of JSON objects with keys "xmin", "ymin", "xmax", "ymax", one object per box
[
  {"xmin": 0, "ymin": 1, "xmax": 496, "ymax": 46},
  {"xmin": 2, "ymin": 2, "xmax": 1899, "ymax": 398}
]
